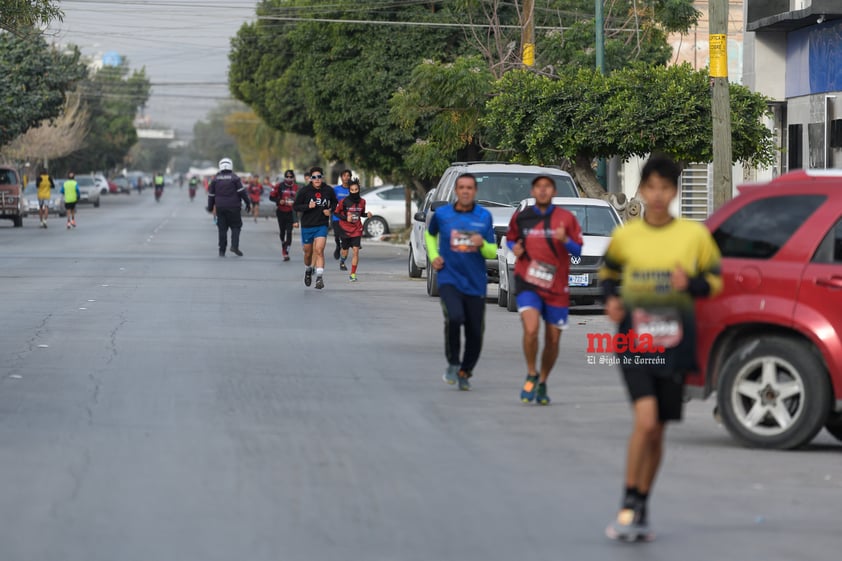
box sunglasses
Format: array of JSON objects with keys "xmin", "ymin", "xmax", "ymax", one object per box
[{"xmin": 311, "ymin": 174, "xmax": 324, "ymax": 180}]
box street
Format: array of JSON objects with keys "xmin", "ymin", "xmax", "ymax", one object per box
[{"xmin": 0, "ymin": 191, "xmax": 839, "ymax": 561}]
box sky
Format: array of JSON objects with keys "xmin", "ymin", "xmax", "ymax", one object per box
[{"xmin": 46, "ymin": 0, "xmax": 257, "ymax": 138}]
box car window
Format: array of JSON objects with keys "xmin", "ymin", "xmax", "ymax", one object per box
[
  {"xmin": 0, "ymin": 169, "xmax": 18, "ymax": 185},
  {"xmin": 24, "ymin": 185, "xmax": 37, "ymax": 195},
  {"xmin": 471, "ymin": 173, "xmax": 578, "ymax": 207},
  {"xmin": 812, "ymin": 219, "xmax": 842, "ymax": 264},
  {"xmin": 422, "ymin": 189, "xmax": 436, "ymax": 211},
  {"xmin": 75, "ymin": 176, "xmax": 94, "ymax": 187},
  {"xmin": 713, "ymin": 195, "xmax": 826, "ymax": 259},
  {"xmin": 562, "ymin": 206, "xmax": 620, "ymax": 236},
  {"xmin": 378, "ymin": 187, "xmax": 405, "ymax": 201}
]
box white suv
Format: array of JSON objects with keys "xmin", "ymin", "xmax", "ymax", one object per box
[{"xmin": 410, "ymin": 162, "xmax": 580, "ymax": 296}]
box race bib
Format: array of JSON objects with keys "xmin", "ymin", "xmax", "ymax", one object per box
[
  {"xmin": 348, "ymin": 212, "xmax": 360, "ymax": 222},
  {"xmin": 283, "ymin": 198, "xmax": 295, "ymax": 206},
  {"xmin": 450, "ymin": 230, "xmax": 478, "ymax": 252},
  {"xmin": 525, "ymin": 260, "xmax": 557, "ymax": 290},
  {"xmin": 632, "ymin": 308, "xmax": 683, "ymax": 349}
]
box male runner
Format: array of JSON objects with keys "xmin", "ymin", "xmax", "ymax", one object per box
[
  {"xmin": 332, "ymin": 169, "xmax": 351, "ymax": 260},
  {"xmin": 272, "ymin": 170, "xmax": 299, "ymax": 261},
  {"xmin": 425, "ymin": 173, "xmax": 496, "ymax": 390},
  {"xmin": 35, "ymin": 168, "xmax": 55, "ymax": 228},
  {"xmin": 505, "ymin": 175, "xmax": 583, "ymax": 405},
  {"xmin": 599, "ymin": 155, "xmax": 722, "ymax": 541},
  {"xmin": 61, "ymin": 172, "xmax": 80, "ymax": 229},
  {"xmin": 247, "ymin": 176, "xmax": 264, "ymax": 223},
  {"xmin": 334, "ymin": 179, "xmax": 372, "ymax": 281},
  {"xmin": 293, "ymin": 167, "xmax": 337, "ymax": 289}
]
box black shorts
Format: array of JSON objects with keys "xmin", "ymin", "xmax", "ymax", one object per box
[
  {"xmin": 621, "ymin": 367, "xmax": 685, "ymax": 422},
  {"xmin": 340, "ymin": 236, "xmax": 361, "ymax": 250},
  {"xmin": 65, "ymin": 202, "xmax": 76, "ymax": 210}
]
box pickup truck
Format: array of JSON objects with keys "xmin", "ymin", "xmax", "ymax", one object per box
[{"xmin": 0, "ymin": 166, "xmax": 24, "ymax": 227}]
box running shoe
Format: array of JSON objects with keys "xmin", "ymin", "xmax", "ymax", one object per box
[
  {"xmin": 71, "ymin": 219, "xmax": 76, "ymax": 228},
  {"xmin": 536, "ymin": 382, "xmax": 551, "ymax": 405},
  {"xmin": 283, "ymin": 255, "xmax": 290, "ymax": 262},
  {"xmin": 457, "ymin": 370, "xmax": 472, "ymax": 391},
  {"xmin": 605, "ymin": 508, "xmax": 653, "ymax": 542},
  {"xmin": 315, "ymin": 276, "xmax": 324, "ymax": 289},
  {"xmin": 66, "ymin": 222, "xmax": 71, "ymax": 229},
  {"xmin": 231, "ymin": 248, "xmax": 243, "ymax": 256},
  {"xmin": 349, "ymin": 274, "xmax": 357, "ymax": 282},
  {"xmin": 340, "ymin": 261, "xmax": 347, "ymax": 271},
  {"xmin": 442, "ymin": 364, "xmax": 459, "ymax": 385},
  {"xmin": 219, "ymin": 250, "xmax": 225, "ymax": 257},
  {"xmin": 304, "ymin": 268, "xmax": 312, "ymax": 286},
  {"xmin": 520, "ymin": 375, "xmax": 539, "ymax": 403}
]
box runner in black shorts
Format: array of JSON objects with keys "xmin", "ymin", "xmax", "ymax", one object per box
[
  {"xmin": 599, "ymin": 155, "xmax": 722, "ymax": 542},
  {"xmin": 334, "ymin": 179, "xmax": 371, "ymax": 282}
]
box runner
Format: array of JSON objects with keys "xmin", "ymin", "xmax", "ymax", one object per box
[
  {"xmin": 247, "ymin": 175, "xmax": 263, "ymax": 223},
  {"xmin": 35, "ymin": 168, "xmax": 55, "ymax": 228},
  {"xmin": 207, "ymin": 157, "xmax": 251, "ymax": 257},
  {"xmin": 505, "ymin": 175, "xmax": 583, "ymax": 406},
  {"xmin": 271, "ymin": 170, "xmax": 299, "ymax": 262},
  {"xmin": 153, "ymin": 171, "xmax": 165, "ymax": 202},
  {"xmin": 60, "ymin": 172, "xmax": 80, "ymax": 229},
  {"xmin": 293, "ymin": 167, "xmax": 337, "ymax": 289},
  {"xmin": 599, "ymin": 155, "xmax": 722, "ymax": 542},
  {"xmin": 332, "ymin": 169, "xmax": 351, "ymax": 260},
  {"xmin": 334, "ymin": 178, "xmax": 372, "ymax": 281},
  {"xmin": 188, "ymin": 175, "xmax": 199, "ymax": 201},
  {"xmin": 425, "ymin": 173, "xmax": 496, "ymax": 390}
]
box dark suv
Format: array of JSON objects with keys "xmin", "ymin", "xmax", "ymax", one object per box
[
  {"xmin": 690, "ymin": 170, "xmax": 842, "ymax": 449},
  {"xmin": 0, "ymin": 166, "xmax": 24, "ymax": 227}
]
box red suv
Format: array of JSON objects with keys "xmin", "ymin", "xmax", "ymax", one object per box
[{"xmin": 689, "ymin": 170, "xmax": 842, "ymax": 449}]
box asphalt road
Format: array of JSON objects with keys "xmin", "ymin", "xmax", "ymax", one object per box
[{"xmin": 1, "ymin": 190, "xmax": 839, "ymax": 561}]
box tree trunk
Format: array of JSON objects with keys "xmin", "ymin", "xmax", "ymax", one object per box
[{"xmin": 573, "ymin": 153, "xmax": 607, "ymax": 199}]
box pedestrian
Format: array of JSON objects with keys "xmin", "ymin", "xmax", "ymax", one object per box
[
  {"xmin": 599, "ymin": 155, "xmax": 722, "ymax": 542},
  {"xmin": 271, "ymin": 169, "xmax": 299, "ymax": 262},
  {"xmin": 60, "ymin": 172, "xmax": 80, "ymax": 229},
  {"xmin": 35, "ymin": 168, "xmax": 55, "ymax": 228},
  {"xmin": 425, "ymin": 173, "xmax": 496, "ymax": 390},
  {"xmin": 247, "ymin": 175, "xmax": 263, "ymax": 223},
  {"xmin": 293, "ymin": 167, "xmax": 337, "ymax": 289},
  {"xmin": 332, "ymin": 169, "xmax": 351, "ymax": 259},
  {"xmin": 188, "ymin": 175, "xmax": 199, "ymax": 201},
  {"xmin": 334, "ymin": 178, "xmax": 372, "ymax": 281},
  {"xmin": 505, "ymin": 175, "xmax": 583, "ymax": 406},
  {"xmin": 207, "ymin": 157, "xmax": 251, "ymax": 257}
]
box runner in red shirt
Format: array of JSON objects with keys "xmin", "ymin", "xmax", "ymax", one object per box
[
  {"xmin": 271, "ymin": 170, "xmax": 299, "ymax": 261},
  {"xmin": 333, "ymin": 179, "xmax": 372, "ymax": 281},
  {"xmin": 247, "ymin": 175, "xmax": 263, "ymax": 223}
]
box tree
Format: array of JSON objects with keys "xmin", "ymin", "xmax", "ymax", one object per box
[
  {"xmin": 0, "ymin": 1, "xmax": 62, "ymax": 32},
  {"xmin": 223, "ymin": 109, "xmax": 320, "ymax": 174},
  {"xmin": 0, "ymin": 31, "xmax": 87, "ymax": 148},
  {"xmin": 191, "ymin": 101, "xmax": 245, "ymax": 171},
  {"xmin": 1, "ymin": 90, "xmax": 89, "ymax": 165},
  {"xmin": 484, "ymin": 64, "xmax": 775, "ymax": 197},
  {"xmin": 53, "ymin": 58, "xmax": 151, "ymax": 174}
]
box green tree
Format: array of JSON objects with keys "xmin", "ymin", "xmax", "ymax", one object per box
[
  {"xmin": 0, "ymin": 1, "xmax": 62, "ymax": 32},
  {"xmin": 484, "ymin": 64, "xmax": 775, "ymax": 197},
  {"xmin": 191, "ymin": 101, "xmax": 244, "ymax": 171},
  {"xmin": 0, "ymin": 31, "xmax": 87, "ymax": 148},
  {"xmin": 53, "ymin": 58, "xmax": 151, "ymax": 174}
]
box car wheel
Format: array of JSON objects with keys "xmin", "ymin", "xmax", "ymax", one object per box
[
  {"xmin": 825, "ymin": 413, "xmax": 842, "ymax": 442},
  {"xmin": 497, "ymin": 279, "xmax": 507, "ymax": 307},
  {"xmin": 13, "ymin": 215, "xmax": 22, "ymax": 227},
  {"xmin": 716, "ymin": 336, "xmax": 831, "ymax": 449},
  {"xmin": 506, "ymin": 270, "xmax": 518, "ymax": 312},
  {"xmin": 426, "ymin": 264, "xmax": 439, "ymax": 297},
  {"xmin": 364, "ymin": 216, "xmax": 388, "ymax": 238},
  {"xmin": 408, "ymin": 246, "xmax": 422, "ymax": 278}
]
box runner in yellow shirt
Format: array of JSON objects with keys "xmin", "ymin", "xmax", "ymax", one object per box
[{"xmin": 35, "ymin": 169, "xmax": 55, "ymax": 229}]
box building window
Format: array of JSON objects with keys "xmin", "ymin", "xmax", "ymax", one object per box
[{"xmin": 788, "ymin": 124, "xmax": 803, "ymax": 170}]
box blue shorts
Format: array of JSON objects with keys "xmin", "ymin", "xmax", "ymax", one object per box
[
  {"xmin": 300, "ymin": 225, "xmax": 328, "ymax": 245},
  {"xmin": 516, "ymin": 291, "xmax": 569, "ymax": 329}
]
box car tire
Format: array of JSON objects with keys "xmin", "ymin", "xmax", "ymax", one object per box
[
  {"xmin": 426, "ymin": 264, "xmax": 439, "ymax": 297},
  {"xmin": 364, "ymin": 216, "xmax": 388, "ymax": 238},
  {"xmin": 497, "ymin": 282, "xmax": 507, "ymax": 307},
  {"xmin": 716, "ymin": 336, "xmax": 831, "ymax": 449},
  {"xmin": 408, "ymin": 246, "xmax": 422, "ymax": 278},
  {"xmin": 13, "ymin": 215, "xmax": 22, "ymax": 227},
  {"xmin": 505, "ymin": 270, "xmax": 518, "ymax": 312},
  {"xmin": 825, "ymin": 413, "xmax": 842, "ymax": 442}
]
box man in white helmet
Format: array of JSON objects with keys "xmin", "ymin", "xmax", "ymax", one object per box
[{"xmin": 207, "ymin": 157, "xmax": 251, "ymax": 257}]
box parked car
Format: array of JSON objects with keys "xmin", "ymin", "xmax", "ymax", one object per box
[
  {"xmin": 23, "ymin": 182, "xmax": 66, "ymax": 217},
  {"xmin": 360, "ymin": 184, "xmax": 418, "ymax": 238},
  {"xmin": 496, "ymin": 197, "xmax": 621, "ymax": 311},
  {"xmin": 0, "ymin": 166, "xmax": 24, "ymax": 227},
  {"xmin": 688, "ymin": 169, "xmax": 842, "ymax": 449},
  {"xmin": 408, "ymin": 188, "xmax": 437, "ymax": 278},
  {"xmin": 71, "ymin": 174, "xmax": 101, "ymax": 207},
  {"xmin": 421, "ymin": 162, "xmax": 580, "ymax": 296},
  {"xmin": 110, "ymin": 175, "xmax": 132, "ymax": 194},
  {"xmin": 94, "ymin": 174, "xmax": 110, "ymax": 195}
]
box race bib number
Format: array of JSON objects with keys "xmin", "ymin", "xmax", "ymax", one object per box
[
  {"xmin": 283, "ymin": 198, "xmax": 295, "ymax": 206},
  {"xmin": 525, "ymin": 260, "xmax": 557, "ymax": 290},
  {"xmin": 632, "ymin": 308, "xmax": 683, "ymax": 349},
  {"xmin": 348, "ymin": 212, "xmax": 360, "ymax": 222},
  {"xmin": 450, "ymin": 230, "xmax": 478, "ymax": 252}
]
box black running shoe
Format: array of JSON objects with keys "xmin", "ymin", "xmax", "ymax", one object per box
[
  {"xmin": 315, "ymin": 276, "xmax": 324, "ymax": 289},
  {"xmin": 304, "ymin": 269, "xmax": 312, "ymax": 286},
  {"xmin": 231, "ymin": 248, "xmax": 243, "ymax": 256}
]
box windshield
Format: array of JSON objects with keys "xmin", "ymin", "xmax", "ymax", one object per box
[
  {"xmin": 473, "ymin": 173, "xmax": 578, "ymax": 206},
  {"xmin": 24, "ymin": 184, "xmax": 38, "ymax": 195},
  {"xmin": 0, "ymin": 169, "xmax": 18, "ymax": 185},
  {"xmin": 561, "ymin": 205, "xmax": 620, "ymax": 236},
  {"xmin": 75, "ymin": 176, "xmax": 95, "ymax": 187}
]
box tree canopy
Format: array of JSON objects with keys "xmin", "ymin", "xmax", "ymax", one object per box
[{"xmin": 0, "ymin": 0, "xmax": 62, "ymax": 32}]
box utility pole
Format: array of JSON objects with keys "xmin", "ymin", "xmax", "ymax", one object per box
[
  {"xmin": 595, "ymin": 0, "xmax": 606, "ymax": 189},
  {"xmin": 710, "ymin": 0, "xmax": 732, "ymax": 210},
  {"xmin": 522, "ymin": 0, "xmax": 535, "ymax": 67}
]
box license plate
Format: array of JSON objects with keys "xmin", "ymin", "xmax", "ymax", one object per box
[{"xmin": 568, "ymin": 274, "xmax": 589, "ymax": 287}]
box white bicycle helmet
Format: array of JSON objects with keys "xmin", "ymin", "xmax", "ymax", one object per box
[{"xmin": 218, "ymin": 157, "xmax": 233, "ymax": 171}]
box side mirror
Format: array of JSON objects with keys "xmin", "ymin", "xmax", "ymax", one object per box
[
  {"xmin": 413, "ymin": 211, "xmax": 426, "ymax": 222},
  {"xmin": 430, "ymin": 200, "xmax": 448, "ymax": 211}
]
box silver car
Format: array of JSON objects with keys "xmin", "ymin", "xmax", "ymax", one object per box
[
  {"xmin": 360, "ymin": 185, "xmax": 418, "ymax": 238},
  {"xmin": 496, "ymin": 196, "xmax": 622, "ymax": 311},
  {"xmin": 69, "ymin": 175, "xmax": 101, "ymax": 207},
  {"xmin": 23, "ymin": 182, "xmax": 66, "ymax": 217}
]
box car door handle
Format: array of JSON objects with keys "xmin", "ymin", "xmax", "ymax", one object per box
[{"xmin": 816, "ymin": 276, "xmax": 842, "ymax": 289}]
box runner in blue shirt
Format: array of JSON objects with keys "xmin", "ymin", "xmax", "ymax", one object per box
[
  {"xmin": 425, "ymin": 173, "xmax": 496, "ymax": 390},
  {"xmin": 332, "ymin": 169, "xmax": 351, "ymax": 261}
]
